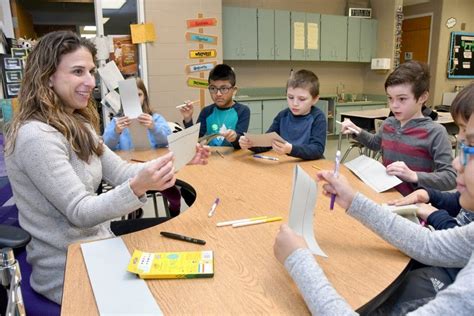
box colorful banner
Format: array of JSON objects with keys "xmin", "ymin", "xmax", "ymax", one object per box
[
  {"xmin": 185, "ymin": 62, "xmax": 216, "ymax": 74},
  {"xmin": 185, "ymin": 32, "xmax": 217, "ymax": 45},
  {"xmin": 189, "ymin": 49, "xmax": 217, "ymax": 59},
  {"xmin": 187, "ymin": 77, "xmax": 209, "ymax": 89},
  {"xmin": 186, "ymin": 18, "xmax": 218, "ymax": 29}
]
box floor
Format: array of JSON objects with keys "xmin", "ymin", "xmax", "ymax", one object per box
[{"xmin": 142, "ymin": 135, "xmax": 362, "ymax": 218}]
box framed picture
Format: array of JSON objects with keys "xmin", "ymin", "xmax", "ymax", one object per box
[
  {"xmin": 4, "ymin": 57, "xmax": 22, "ymax": 70},
  {"xmin": 5, "ymin": 70, "xmax": 22, "ymax": 83}
]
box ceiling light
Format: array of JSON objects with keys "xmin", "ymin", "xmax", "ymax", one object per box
[
  {"xmin": 81, "ymin": 34, "xmax": 96, "ymax": 39},
  {"xmin": 102, "ymin": 0, "xmax": 126, "ymax": 10},
  {"xmin": 84, "ymin": 25, "xmax": 97, "ymax": 32}
]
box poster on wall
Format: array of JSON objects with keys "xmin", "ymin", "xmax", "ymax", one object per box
[{"xmin": 109, "ymin": 35, "xmax": 138, "ymax": 77}]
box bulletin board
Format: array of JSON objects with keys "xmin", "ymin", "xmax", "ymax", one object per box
[{"xmin": 447, "ymin": 31, "xmax": 474, "ymax": 78}]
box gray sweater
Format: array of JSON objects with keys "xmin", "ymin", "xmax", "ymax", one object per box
[
  {"xmin": 5, "ymin": 121, "xmax": 149, "ymax": 304},
  {"xmin": 285, "ymin": 193, "xmax": 474, "ymax": 315}
]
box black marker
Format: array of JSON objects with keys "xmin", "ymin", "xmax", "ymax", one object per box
[{"xmin": 160, "ymin": 231, "xmax": 206, "ymax": 245}]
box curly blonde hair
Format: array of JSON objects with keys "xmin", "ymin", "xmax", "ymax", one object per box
[{"xmin": 5, "ymin": 31, "xmax": 103, "ymax": 161}]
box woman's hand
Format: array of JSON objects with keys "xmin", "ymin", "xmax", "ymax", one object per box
[
  {"xmin": 316, "ymin": 171, "xmax": 356, "ymax": 210},
  {"xmin": 114, "ymin": 116, "xmax": 130, "ymax": 134},
  {"xmin": 221, "ymin": 129, "xmax": 237, "ymax": 143},
  {"xmin": 386, "ymin": 161, "xmax": 418, "ymax": 183},
  {"xmin": 274, "ymin": 224, "xmax": 308, "ymax": 264},
  {"xmin": 238, "ymin": 136, "xmax": 253, "ymax": 150},
  {"xmin": 179, "ymin": 101, "xmax": 194, "ymax": 123},
  {"xmin": 272, "ymin": 140, "xmax": 292, "ymax": 155},
  {"xmin": 129, "ymin": 152, "xmax": 176, "ymax": 197},
  {"xmin": 387, "ymin": 189, "xmax": 429, "ymax": 206},
  {"xmin": 137, "ymin": 113, "xmax": 154, "ymax": 129},
  {"xmin": 188, "ymin": 144, "xmax": 210, "ymax": 165}
]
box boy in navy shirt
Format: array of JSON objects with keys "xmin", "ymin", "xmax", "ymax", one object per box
[{"xmin": 239, "ymin": 69, "xmax": 326, "ymax": 160}]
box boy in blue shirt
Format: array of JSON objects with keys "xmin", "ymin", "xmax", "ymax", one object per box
[
  {"xmin": 239, "ymin": 69, "xmax": 326, "ymax": 160},
  {"xmin": 179, "ymin": 64, "xmax": 250, "ymax": 149}
]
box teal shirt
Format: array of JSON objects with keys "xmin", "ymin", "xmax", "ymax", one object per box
[{"xmin": 206, "ymin": 107, "xmax": 239, "ymax": 146}]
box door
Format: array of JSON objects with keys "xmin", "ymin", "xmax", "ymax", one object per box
[{"xmin": 401, "ymin": 15, "xmax": 431, "ymax": 63}]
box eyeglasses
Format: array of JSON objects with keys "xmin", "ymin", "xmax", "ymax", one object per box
[
  {"xmin": 458, "ymin": 141, "xmax": 474, "ymax": 166},
  {"xmin": 208, "ymin": 86, "xmax": 234, "ymax": 94}
]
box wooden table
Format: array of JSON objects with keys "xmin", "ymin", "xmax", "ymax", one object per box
[{"xmin": 61, "ymin": 149, "xmax": 409, "ymax": 315}]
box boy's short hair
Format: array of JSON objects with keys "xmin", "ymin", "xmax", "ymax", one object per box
[
  {"xmin": 384, "ymin": 61, "xmax": 430, "ymax": 100},
  {"xmin": 208, "ymin": 64, "xmax": 236, "ymax": 86},
  {"xmin": 451, "ymin": 83, "xmax": 474, "ymax": 123},
  {"xmin": 286, "ymin": 69, "xmax": 320, "ymax": 98}
]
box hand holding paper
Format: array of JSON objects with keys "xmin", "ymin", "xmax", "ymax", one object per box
[{"xmin": 243, "ymin": 132, "xmax": 285, "ymax": 147}]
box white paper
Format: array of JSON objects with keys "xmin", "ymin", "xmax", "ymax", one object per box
[
  {"xmin": 288, "ymin": 165, "xmax": 327, "ymax": 257},
  {"xmin": 81, "ymin": 237, "xmax": 163, "ymax": 315},
  {"xmin": 307, "ymin": 23, "xmax": 319, "ymax": 49},
  {"xmin": 119, "ymin": 79, "xmax": 142, "ymax": 119},
  {"xmin": 244, "ymin": 132, "xmax": 286, "ymax": 147},
  {"xmin": 101, "ymin": 90, "xmax": 121, "ymax": 114},
  {"xmin": 344, "ymin": 155, "xmax": 402, "ymax": 193},
  {"xmin": 98, "ymin": 60, "xmax": 124, "ymax": 91},
  {"xmin": 128, "ymin": 119, "xmax": 150, "ymax": 150},
  {"xmin": 382, "ymin": 203, "xmax": 420, "ymax": 224},
  {"xmin": 91, "ymin": 36, "xmax": 110, "ymax": 60},
  {"xmin": 167, "ymin": 123, "xmax": 200, "ymax": 171}
]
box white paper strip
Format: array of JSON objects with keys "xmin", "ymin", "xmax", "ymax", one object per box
[
  {"xmin": 118, "ymin": 78, "xmax": 142, "ymax": 119},
  {"xmin": 167, "ymin": 123, "xmax": 200, "ymax": 171}
]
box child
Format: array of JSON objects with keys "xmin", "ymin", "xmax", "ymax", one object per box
[
  {"xmin": 103, "ymin": 77, "xmax": 181, "ymax": 217},
  {"xmin": 341, "ymin": 61, "xmax": 456, "ymax": 195},
  {"xmin": 103, "ymin": 77, "xmax": 171, "ymax": 150},
  {"xmin": 179, "ymin": 64, "xmax": 250, "ymax": 149},
  {"xmin": 273, "ymin": 113, "xmax": 474, "ymax": 314},
  {"xmin": 239, "ymin": 69, "xmax": 326, "ymax": 160}
]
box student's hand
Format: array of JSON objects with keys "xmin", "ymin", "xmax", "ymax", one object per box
[
  {"xmin": 316, "ymin": 171, "xmax": 356, "ymax": 210},
  {"xmin": 387, "ymin": 189, "xmax": 430, "ymax": 206},
  {"xmin": 137, "ymin": 113, "xmax": 154, "ymax": 129},
  {"xmin": 341, "ymin": 118, "xmax": 361, "ymax": 135},
  {"xmin": 238, "ymin": 136, "xmax": 253, "ymax": 150},
  {"xmin": 188, "ymin": 144, "xmax": 210, "ymax": 165},
  {"xmin": 221, "ymin": 129, "xmax": 237, "ymax": 143},
  {"xmin": 129, "ymin": 152, "xmax": 176, "ymax": 197},
  {"xmin": 386, "ymin": 161, "xmax": 418, "ymax": 183},
  {"xmin": 179, "ymin": 101, "xmax": 194, "ymax": 123},
  {"xmin": 274, "ymin": 224, "xmax": 308, "ymax": 264},
  {"xmin": 115, "ymin": 116, "xmax": 130, "ymax": 134},
  {"xmin": 272, "ymin": 141, "xmax": 292, "ymax": 155},
  {"xmin": 417, "ymin": 203, "xmax": 438, "ymax": 221}
]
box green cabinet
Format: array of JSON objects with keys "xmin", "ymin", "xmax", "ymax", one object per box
[
  {"xmin": 347, "ymin": 18, "xmax": 378, "ymax": 62},
  {"xmin": 240, "ymin": 101, "xmax": 263, "ymax": 134},
  {"xmin": 223, "ymin": 7, "xmax": 258, "ymax": 60},
  {"xmin": 290, "ymin": 12, "xmax": 320, "ymax": 61},
  {"xmin": 262, "ymin": 100, "xmax": 286, "ymax": 132},
  {"xmin": 257, "ymin": 9, "xmax": 291, "ymax": 60},
  {"xmin": 320, "ymin": 15, "xmax": 348, "ymax": 61}
]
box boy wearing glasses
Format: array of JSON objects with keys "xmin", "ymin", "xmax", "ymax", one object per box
[
  {"xmin": 341, "ymin": 61, "xmax": 456, "ymax": 195},
  {"xmin": 179, "ymin": 64, "xmax": 250, "ymax": 148}
]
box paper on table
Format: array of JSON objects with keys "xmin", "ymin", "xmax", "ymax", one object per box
[
  {"xmin": 81, "ymin": 237, "xmax": 163, "ymax": 315},
  {"xmin": 167, "ymin": 123, "xmax": 200, "ymax": 171},
  {"xmin": 344, "ymin": 155, "xmax": 402, "ymax": 193},
  {"xmin": 101, "ymin": 90, "xmax": 121, "ymax": 114},
  {"xmin": 382, "ymin": 203, "xmax": 420, "ymax": 224},
  {"xmin": 288, "ymin": 165, "xmax": 327, "ymax": 257},
  {"xmin": 128, "ymin": 119, "xmax": 150, "ymax": 150},
  {"xmin": 118, "ymin": 78, "xmax": 142, "ymax": 119},
  {"xmin": 244, "ymin": 132, "xmax": 286, "ymax": 147},
  {"xmin": 97, "ymin": 60, "xmax": 124, "ymax": 91}
]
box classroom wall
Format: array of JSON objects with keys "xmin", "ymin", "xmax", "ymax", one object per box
[
  {"xmin": 404, "ymin": 0, "xmax": 474, "ymax": 106},
  {"xmin": 144, "ymin": 0, "xmax": 222, "ymax": 124}
]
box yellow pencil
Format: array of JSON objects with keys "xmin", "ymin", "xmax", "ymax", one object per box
[
  {"xmin": 312, "ymin": 165, "xmax": 322, "ymax": 170},
  {"xmin": 232, "ymin": 216, "xmax": 282, "ymax": 228},
  {"xmin": 216, "ymin": 216, "xmax": 268, "ymax": 227}
]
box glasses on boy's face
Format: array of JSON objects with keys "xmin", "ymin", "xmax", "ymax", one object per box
[
  {"xmin": 458, "ymin": 141, "xmax": 474, "ymax": 167},
  {"xmin": 208, "ymin": 86, "xmax": 234, "ymax": 95}
]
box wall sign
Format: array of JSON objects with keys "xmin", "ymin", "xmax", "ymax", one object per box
[
  {"xmin": 189, "ymin": 49, "xmax": 217, "ymax": 59},
  {"xmin": 448, "ymin": 31, "xmax": 474, "ymax": 78}
]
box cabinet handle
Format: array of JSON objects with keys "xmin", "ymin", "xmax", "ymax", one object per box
[
  {"xmin": 236, "ymin": 48, "xmax": 240, "ymax": 56},
  {"xmin": 241, "ymin": 47, "xmax": 245, "ymax": 56},
  {"xmin": 271, "ymin": 47, "xmax": 275, "ymax": 57},
  {"xmin": 276, "ymin": 47, "xmax": 279, "ymax": 56}
]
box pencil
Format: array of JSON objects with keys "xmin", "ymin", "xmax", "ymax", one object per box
[
  {"xmin": 131, "ymin": 158, "xmax": 145, "ymax": 163},
  {"xmin": 216, "ymin": 150, "xmax": 225, "ymax": 158},
  {"xmin": 176, "ymin": 99, "xmax": 199, "ymax": 109},
  {"xmin": 232, "ymin": 216, "xmax": 282, "ymax": 228},
  {"xmin": 312, "ymin": 165, "xmax": 322, "ymax": 170}
]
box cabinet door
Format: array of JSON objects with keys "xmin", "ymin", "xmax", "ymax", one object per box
[
  {"xmin": 361, "ymin": 103, "xmax": 387, "ymax": 111},
  {"xmin": 291, "ymin": 11, "xmax": 306, "ymax": 61},
  {"xmin": 347, "ymin": 18, "xmax": 361, "ymax": 62},
  {"xmin": 306, "ymin": 13, "xmax": 321, "ymax": 61},
  {"xmin": 335, "ymin": 105, "xmax": 362, "ymax": 134},
  {"xmin": 242, "ymin": 101, "xmax": 263, "ymax": 133},
  {"xmin": 360, "ymin": 19, "xmax": 377, "ymax": 62},
  {"xmin": 274, "ymin": 10, "xmax": 291, "ymax": 60},
  {"xmin": 239, "ymin": 8, "xmax": 258, "ymax": 60},
  {"xmin": 262, "ymin": 100, "xmax": 286, "ymax": 132},
  {"xmin": 321, "ymin": 15, "xmax": 348, "ymax": 61},
  {"xmin": 223, "ymin": 7, "xmax": 241, "ymax": 60},
  {"xmin": 315, "ymin": 99, "xmax": 329, "ymax": 123},
  {"xmin": 257, "ymin": 9, "xmax": 274, "ymax": 60}
]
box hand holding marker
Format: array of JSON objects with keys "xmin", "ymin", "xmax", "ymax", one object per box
[{"xmin": 329, "ymin": 150, "xmax": 341, "ymax": 210}]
